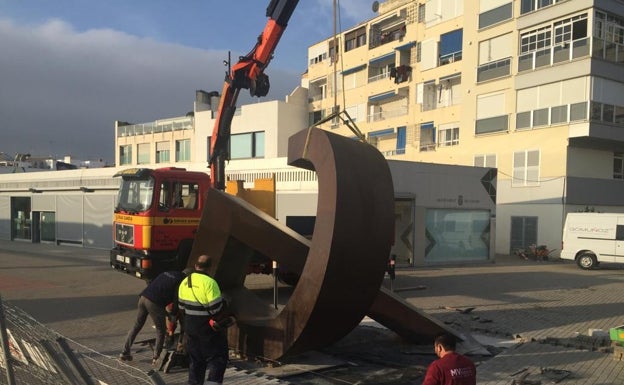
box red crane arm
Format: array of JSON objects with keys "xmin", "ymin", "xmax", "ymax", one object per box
[{"xmin": 209, "ymin": 0, "xmax": 299, "ymax": 191}]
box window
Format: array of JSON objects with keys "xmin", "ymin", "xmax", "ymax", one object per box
[
  {"xmin": 119, "ymin": 145, "xmax": 132, "ymax": 165},
  {"xmin": 570, "ymin": 102, "xmax": 587, "ymax": 121},
  {"xmin": 416, "ymin": 42, "xmax": 422, "ymax": 62},
  {"xmin": 521, "ymin": 0, "xmax": 565, "ymax": 14},
  {"xmin": 345, "ymin": 27, "xmax": 366, "ymax": 52},
  {"xmin": 396, "ymin": 126, "xmax": 406, "ymax": 154},
  {"xmin": 155, "ymin": 141, "xmax": 170, "ymax": 163},
  {"xmin": 477, "ymin": 33, "xmax": 512, "ymax": 82},
  {"xmin": 615, "ymin": 152, "xmax": 624, "ymax": 179},
  {"xmin": 310, "ymin": 110, "xmax": 323, "ymax": 125},
  {"xmin": 137, "ymin": 143, "xmax": 150, "ymax": 164},
  {"xmin": 532, "ymin": 108, "xmax": 549, "ymax": 127},
  {"xmin": 551, "ymin": 105, "xmax": 568, "ymax": 124},
  {"xmin": 418, "ymin": 4, "xmax": 426, "ymax": 23},
  {"xmin": 438, "ymin": 126, "xmax": 459, "ymax": 147},
  {"xmin": 474, "ymin": 154, "xmax": 497, "ymax": 168},
  {"xmin": 418, "ymin": 81, "xmax": 437, "ymax": 111},
  {"xmin": 175, "ymin": 139, "xmax": 191, "ymax": 162},
  {"xmin": 230, "ymin": 131, "xmax": 265, "ymax": 159},
  {"xmin": 476, "ymin": 92, "xmax": 508, "ymax": 134},
  {"xmin": 513, "ymin": 149, "xmax": 540, "ymax": 187},
  {"xmin": 439, "ymin": 29, "xmax": 463, "ymax": 65},
  {"xmin": 479, "ymin": 2, "xmax": 512, "ymax": 29},
  {"xmin": 519, "ymin": 14, "xmax": 589, "ymax": 71},
  {"xmin": 420, "ymin": 122, "xmax": 435, "ymax": 151},
  {"xmin": 166, "ymin": 182, "xmax": 199, "ymax": 210}
]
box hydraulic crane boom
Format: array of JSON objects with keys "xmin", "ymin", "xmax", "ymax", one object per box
[{"xmin": 209, "ymin": 0, "xmax": 299, "ymax": 191}]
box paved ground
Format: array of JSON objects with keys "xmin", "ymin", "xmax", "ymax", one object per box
[{"xmin": 1, "ymin": 240, "xmax": 624, "ymax": 384}]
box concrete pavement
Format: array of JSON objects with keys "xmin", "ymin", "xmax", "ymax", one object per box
[{"xmin": 2, "ymin": 240, "xmax": 624, "ymax": 384}]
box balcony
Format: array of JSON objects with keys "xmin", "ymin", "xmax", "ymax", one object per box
[
  {"xmin": 518, "ymin": 37, "xmax": 589, "ymax": 72},
  {"xmin": 117, "ymin": 117, "xmax": 194, "ymax": 137},
  {"xmin": 439, "ymin": 50, "xmax": 462, "ymax": 66},
  {"xmin": 367, "ymin": 106, "xmax": 408, "ymax": 123},
  {"xmin": 477, "ymin": 58, "xmax": 511, "ymax": 83}
]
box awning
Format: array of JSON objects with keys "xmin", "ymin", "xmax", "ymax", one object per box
[
  {"xmin": 439, "ymin": 72, "xmax": 461, "ymax": 82},
  {"xmin": 342, "ymin": 64, "xmax": 367, "ymax": 76},
  {"xmin": 369, "ymin": 52, "xmax": 395, "ymax": 65},
  {"xmin": 368, "ymin": 128, "xmax": 394, "ymax": 137},
  {"xmin": 368, "ymin": 91, "xmax": 396, "ymax": 102},
  {"xmin": 395, "ymin": 41, "xmax": 416, "ymax": 51}
]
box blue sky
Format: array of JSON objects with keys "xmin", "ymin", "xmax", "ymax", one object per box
[{"xmin": 0, "ymin": 0, "xmax": 375, "ymax": 162}]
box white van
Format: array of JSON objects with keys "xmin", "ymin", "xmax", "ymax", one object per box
[{"xmin": 561, "ymin": 212, "xmax": 624, "ymax": 269}]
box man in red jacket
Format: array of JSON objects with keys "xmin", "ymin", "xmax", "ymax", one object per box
[{"xmin": 422, "ymin": 333, "xmax": 476, "ymax": 385}]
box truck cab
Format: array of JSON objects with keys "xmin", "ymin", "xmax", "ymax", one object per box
[{"xmin": 110, "ymin": 167, "xmax": 210, "ymax": 280}]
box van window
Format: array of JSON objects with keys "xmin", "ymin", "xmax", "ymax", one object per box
[{"xmin": 617, "ymin": 225, "xmax": 624, "ymax": 240}]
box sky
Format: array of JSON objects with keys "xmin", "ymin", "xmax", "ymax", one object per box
[{"xmin": 0, "ymin": 0, "xmax": 375, "ymax": 163}]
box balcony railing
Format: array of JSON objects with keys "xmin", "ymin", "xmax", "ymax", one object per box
[
  {"xmin": 439, "ymin": 51, "xmax": 462, "ymax": 66},
  {"xmin": 367, "ymin": 106, "xmax": 408, "ymax": 122},
  {"xmin": 368, "ymin": 72, "xmax": 391, "ymax": 83},
  {"xmin": 117, "ymin": 117, "xmax": 194, "ymax": 137},
  {"xmin": 477, "ymin": 57, "xmax": 511, "ymax": 82}
]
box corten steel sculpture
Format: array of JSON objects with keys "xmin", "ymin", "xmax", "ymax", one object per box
[{"xmin": 189, "ymin": 128, "xmax": 452, "ymax": 360}]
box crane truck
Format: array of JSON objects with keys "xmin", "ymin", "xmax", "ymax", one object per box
[{"xmin": 110, "ymin": 0, "xmax": 300, "ymax": 281}]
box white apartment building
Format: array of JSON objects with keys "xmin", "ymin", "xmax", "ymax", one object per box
[{"xmin": 305, "ymin": 0, "xmax": 624, "ymax": 255}]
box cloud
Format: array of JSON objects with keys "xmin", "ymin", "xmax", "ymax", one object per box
[{"xmin": 0, "ymin": 18, "xmax": 301, "ymax": 163}]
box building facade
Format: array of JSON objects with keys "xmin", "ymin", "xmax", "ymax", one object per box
[{"xmin": 305, "ymin": 0, "xmax": 624, "ymax": 255}]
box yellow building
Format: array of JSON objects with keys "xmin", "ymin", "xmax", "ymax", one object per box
[{"xmin": 306, "ymin": 0, "xmax": 624, "ymax": 255}]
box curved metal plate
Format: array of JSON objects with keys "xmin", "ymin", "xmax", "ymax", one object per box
[{"xmin": 189, "ymin": 128, "xmax": 394, "ymax": 359}]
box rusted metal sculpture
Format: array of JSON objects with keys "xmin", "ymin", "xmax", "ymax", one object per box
[{"xmin": 189, "ymin": 127, "xmax": 452, "ymax": 360}]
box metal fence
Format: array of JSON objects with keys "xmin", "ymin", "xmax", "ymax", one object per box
[{"xmin": 0, "ymin": 296, "xmax": 162, "ymax": 385}]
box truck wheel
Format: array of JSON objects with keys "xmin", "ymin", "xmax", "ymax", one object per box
[{"xmin": 577, "ymin": 253, "xmax": 597, "ymax": 270}]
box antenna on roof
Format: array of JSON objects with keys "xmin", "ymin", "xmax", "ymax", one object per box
[{"xmin": 372, "ymin": 1, "xmax": 379, "ymax": 12}]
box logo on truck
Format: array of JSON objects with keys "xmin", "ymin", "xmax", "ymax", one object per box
[{"xmin": 568, "ymin": 226, "xmax": 610, "ymax": 233}]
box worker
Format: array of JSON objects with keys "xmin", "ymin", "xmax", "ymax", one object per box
[
  {"xmin": 178, "ymin": 254, "xmax": 231, "ymax": 385},
  {"xmin": 119, "ymin": 269, "xmax": 190, "ymax": 365},
  {"xmin": 422, "ymin": 332, "xmax": 476, "ymax": 385}
]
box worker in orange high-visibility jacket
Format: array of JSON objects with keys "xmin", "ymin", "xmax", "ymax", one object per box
[{"xmin": 178, "ymin": 254, "xmax": 230, "ymax": 385}]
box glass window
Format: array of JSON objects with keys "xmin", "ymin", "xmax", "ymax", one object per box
[
  {"xmin": 230, "ymin": 132, "xmax": 265, "ymax": 160},
  {"xmin": 231, "ymin": 133, "xmax": 253, "ymax": 159},
  {"xmin": 516, "ymin": 112, "xmax": 532, "ymax": 130},
  {"xmin": 551, "ymin": 105, "xmax": 568, "ymax": 124},
  {"xmin": 175, "ymin": 139, "xmax": 191, "ymax": 162},
  {"xmin": 615, "ymin": 152, "xmax": 624, "ymax": 179},
  {"xmin": 119, "ymin": 145, "xmax": 132, "ymax": 165},
  {"xmin": 570, "ymin": 102, "xmax": 587, "ymax": 121},
  {"xmin": 155, "ymin": 141, "xmax": 170, "ymax": 164},
  {"xmin": 440, "ymin": 29, "xmax": 463, "ymax": 65},
  {"xmin": 604, "ymin": 104, "xmax": 615, "ymax": 123},
  {"xmin": 418, "ymin": 4, "xmax": 426, "ymax": 23},
  {"xmin": 590, "ymin": 102, "xmax": 602, "ymax": 121},
  {"xmin": 479, "ymin": 3, "xmax": 512, "ymax": 29},
  {"xmin": 615, "ymin": 106, "xmax": 624, "ymax": 125},
  {"xmin": 476, "ymin": 115, "xmax": 508, "ymax": 134},
  {"xmin": 533, "ymin": 108, "xmax": 549, "ymax": 126},
  {"xmin": 425, "ymin": 209, "xmax": 491, "ymax": 262},
  {"xmin": 419, "ymin": 122, "xmax": 436, "ymax": 151},
  {"xmin": 438, "ymin": 127, "xmax": 459, "ymax": 146},
  {"xmin": 513, "ymin": 149, "xmax": 540, "ymax": 187},
  {"xmin": 474, "ymin": 154, "xmax": 497, "ymax": 168},
  {"xmin": 137, "ymin": 143, "xmax": 150, "ymax": 164}
]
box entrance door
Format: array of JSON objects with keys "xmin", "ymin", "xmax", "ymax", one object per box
[
  {"xmin": 510, "ymin": 216, "xmax": 538, "ymax": 253},
  {"xmin": 11, "ymin": 197, "xmax": 31, "ymax": 241}
]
